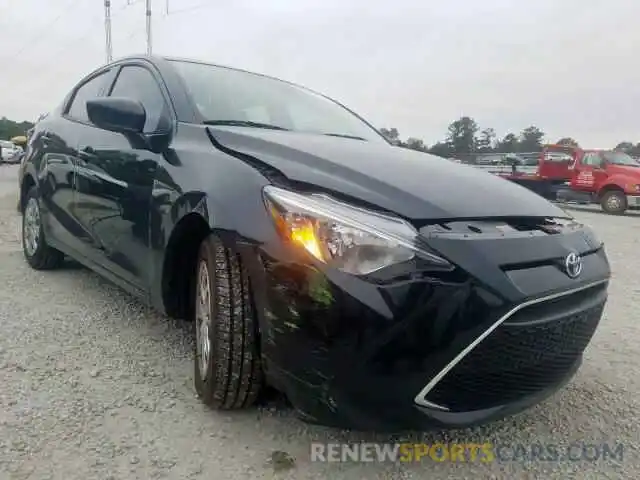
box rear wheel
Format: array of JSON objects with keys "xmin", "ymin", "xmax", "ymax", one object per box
[
  {"xmin": 600, "ymin": 190, "xmax": 627, "ymax": 215},
  {"xmin": 22, "ymin": 187, "xmax": 65, "ymax": 270},
  {"xmin": 193, "ymin": 234, "xmax": 264, "ymax": 409}
]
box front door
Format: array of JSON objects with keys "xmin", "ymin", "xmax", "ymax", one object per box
[
  {"xmin": 73, "ymin": 63, "xmax": 172, "ymax": 290},
  {"xmin": 570, "ymin": 152, "xmax": 608, "ymax": 192}
]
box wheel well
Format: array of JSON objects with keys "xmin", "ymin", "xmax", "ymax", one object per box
[
  {"xmin": 20, "ymin": 174, "xmax": 35, "ymax": 213},
  {"xmin": 597, "ymin": 184, "xmax": 625, "ymax": 200},
  {"xmin": 161, "ymin": 213, "xmax": 211, "ymax": 320}
]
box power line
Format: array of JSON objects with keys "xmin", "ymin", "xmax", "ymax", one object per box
[
  {"xmin": 122, "ymin": 26, "xmax": 145, "ymax": 43},
  {"xmin": 5, "ymin": 0, "xmax": 211, "ymax": 99},
  {"xmin": 0, "ymin": 0, "xmax": 82, "ymax": 63},
  {"xmin": 108, "ymin": 0, "xmax": 146, "ymax": 61},
  {"xmin": 20, "ymin": 26, "xmax": 143, "ymax": 94},
  {"xmin": 1, "ymin": 0, "xmax": 143, "ymax": 94},
  {"xmin": 14, "ymin": 24, "xmax": 143, "ymax": 102},
  {"xmin": 166, "ymin": 1, "xmax": 214, "ymax": 17}
]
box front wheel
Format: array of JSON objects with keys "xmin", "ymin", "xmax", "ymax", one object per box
[
  {"xmin": 22, "ymin": 187, "xmax": 65, "ymax": 270},
  {"xmin": 600, "ymin": 190, "xmax": 627, "ymax": 215},
  {"xmin": 193, "ymin": 234, "xmax": 264, "ymax": 409}
]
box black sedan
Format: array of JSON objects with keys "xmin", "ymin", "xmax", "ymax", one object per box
[{"xmin": 19, "ymin": 55, "xmax": 610, "ymax": 431}]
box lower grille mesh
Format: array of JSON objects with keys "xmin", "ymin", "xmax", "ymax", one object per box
[{"xmin": 425, "ymin": 302, "xmax": 605, "ymax": 412}]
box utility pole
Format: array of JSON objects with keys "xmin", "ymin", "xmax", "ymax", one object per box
[
  {"xmin": 104, "ymin": 0, "xmax": 113, "ymax": 63},
  {"xmin": 145, "ymin": 0, "xmax": 153, "ymax": 56}
]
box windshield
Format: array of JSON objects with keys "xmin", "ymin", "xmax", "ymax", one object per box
[
  {"xmin": 170, "ymin": 60, "xmax": 387, "ymax": 143},
  {"xmin": 603, "ymin": 151, "xmax": 638, "ymax": 166}
]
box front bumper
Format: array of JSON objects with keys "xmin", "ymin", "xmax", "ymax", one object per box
[
  {"xmin": 276, "ymin": 351, "xmax": 583, "ymax": 431},
  {"xmin": 243, "ymin": 223, "xmax": 610, "ymax": 431},
  {"xmin": 626, "ymin": 194, "xmax": 640, "ymax": 208}
]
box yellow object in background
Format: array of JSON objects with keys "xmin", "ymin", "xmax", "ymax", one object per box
[{"xmin": 10, "ymin": 136, "xmax": 27, "ymax": 146}]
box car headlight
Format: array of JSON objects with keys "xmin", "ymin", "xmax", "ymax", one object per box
[{"xmin": 263, "ymin": 185, "xmax": 451, "ymax": 275}]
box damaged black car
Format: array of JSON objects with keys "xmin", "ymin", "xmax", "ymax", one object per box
[{"xmin": 19, "ymin": 55, "xmax": 610, "ymax": 430}]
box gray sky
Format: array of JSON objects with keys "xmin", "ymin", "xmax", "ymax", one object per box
[{"xmin": 0, "ymin": 0, "xmax": 638, "ymax": 147}]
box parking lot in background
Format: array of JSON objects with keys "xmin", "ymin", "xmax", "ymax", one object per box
[{"xmin": 0, "ymin": 163, "xmax": 638, "ymax": 479}]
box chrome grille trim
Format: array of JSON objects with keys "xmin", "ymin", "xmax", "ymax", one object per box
[{"xmin": 414, "ymin": 279, "xmax": 608, "ymax": 411}]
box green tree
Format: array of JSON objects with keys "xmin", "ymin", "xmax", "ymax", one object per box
[
  {"xmin": 556, "ymin": 137, "xmax": 579, "ymax": 148},
  {"xmin": 495, "ymin": 133, "xmax": 519, "ymax": 153},
  {"xmin": 519, "ymin": 126, "xmax": 545, "ymax": 152},
  {"xmin": 0, "ymin": 117, "xmax": 34, "ymax": 140},
  {"xmin": 379, "ymin": 127, "xmax": 400, "ymax": 145},
  {"xmin": 446, "ymin": 116, "xmax": 478, "ymax": 154},
  {"xmin": 614, "ymin": 141, "xmax": 634, "ymax": 152},
  {"xmin": 428, "ymin": 142, "xmax": 452, "ymax": 158},
  {"xmin": 476, "ymin": 128, "xmax": 496, "ymax": 152},
  {"xmin": 623, "ymin": 143, "xmax": 640, "ymax": 157},
  {"xmin": 405, "ymin": 137, "xmax": 428, "ymax": 152},
  {"xmin": 374, "ymin": 121, "xmax": 595, "ymax": 160}
]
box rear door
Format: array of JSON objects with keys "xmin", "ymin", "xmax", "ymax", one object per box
[
  {"xmin": 72, "ymin": 62, "xmax": 171, "ymax": 290},
  {"xmin": 35, "ymin": 69, "xmax": 114, "ymax": 255}
]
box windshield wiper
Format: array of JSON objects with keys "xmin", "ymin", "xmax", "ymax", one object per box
[
  {"xmin": 322, "ymin": 133, "xmax": 367, "ymax": 141},
  {"xmin": 203, "ymin": 120, "xmax": 290, "ymax": 131}
]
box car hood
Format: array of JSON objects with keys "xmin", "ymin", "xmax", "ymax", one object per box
[
  {"xmin": 208, "ymin": 127, "xmax": 569, "ymax": 221},
  {"xmin": 607, "ymin": 164, "xmax": 640, "ymax": 177}
]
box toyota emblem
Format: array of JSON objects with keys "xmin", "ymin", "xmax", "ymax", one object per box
[{"xmin": 564, "ymin": 252, "xmax": 582, "ymax": 279}]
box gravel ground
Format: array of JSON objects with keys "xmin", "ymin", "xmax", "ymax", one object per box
[{"xmin": 0, "ymin": 163, "xmax": 639, "ymax": 479}]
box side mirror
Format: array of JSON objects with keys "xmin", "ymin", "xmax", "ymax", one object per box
[{"xmin": 87, "ymin": 97, "xmax": 146, "ymax": 134}]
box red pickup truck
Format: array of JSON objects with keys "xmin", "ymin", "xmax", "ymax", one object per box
[
  {"xmin": 480, "ymin": 144, "xmax": 640, "ymax": 214},
  {"xmin": 547, "ymin": 145, "xmax": 640, "ymax": 214}
]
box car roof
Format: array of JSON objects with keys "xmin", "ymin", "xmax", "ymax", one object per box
[
  {"xmin": 107, "ymin": 54, "xmax": 310, "ymax": 91},
  {"xmin": 93, "ymin": 54, "xmax": 360, "ymax": 127},
  {"xmin": 161, "ymin": 55, "xmax": 283, "ymax": 81}
]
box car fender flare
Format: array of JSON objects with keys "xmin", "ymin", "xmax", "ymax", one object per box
[{"xmin": 596, "ymin": 176, "xmax": 633, "ymax": 196}]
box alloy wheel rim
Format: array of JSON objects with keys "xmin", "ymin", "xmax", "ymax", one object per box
[
  {"xmin": 607, "ymin": 195, "xmax": 621, "ymax": 210},
  {"xmin": 23, "ymin": 197, "xmax": 40, "ymax": 256},
  {"xmin": 196, "ymin": 260, "xmax": 212, "ymax": 380}
]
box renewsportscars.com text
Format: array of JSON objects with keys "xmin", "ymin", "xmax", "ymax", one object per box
[{"xmin": 310, "ymin": 442, "xmax": 624, "ymax": 463}]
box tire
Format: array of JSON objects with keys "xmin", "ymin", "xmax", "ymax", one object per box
[
  {"xmin": 193, "ymin": 234, "xmax": 264, "ymax": 409},
  {"xmin": 22, "ymin": 186, "xmax": 65, "ymax": 270},
  {"xmin": 600, "ymin": 190, "xmax": 627, "ymax": 215}
]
